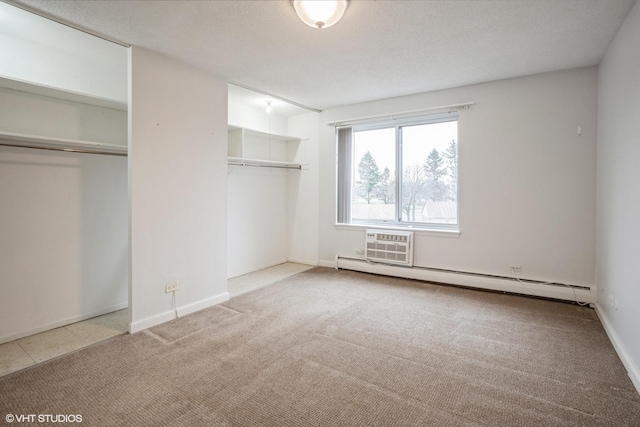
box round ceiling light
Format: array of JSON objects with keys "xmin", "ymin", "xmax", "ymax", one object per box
[{"xmin": 292, "ymin": 0, "xmax": 349, "ymax": 29}]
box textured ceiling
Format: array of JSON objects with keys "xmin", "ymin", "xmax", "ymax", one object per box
[{"xmin": 11, "ymin": 0, "xmax": 637, "ymax": 111}]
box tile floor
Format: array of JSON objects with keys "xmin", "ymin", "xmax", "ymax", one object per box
[
  {"xmin": 0, "ymin": 262, "xmax": 314, "ymax": 378},
  {"xmin": 227, "ymin": 262, "xmax": 314, "ymax": 297},
  {"xmin": 0, "ymin": 308, "xmax": 129, "ymax": 377}
]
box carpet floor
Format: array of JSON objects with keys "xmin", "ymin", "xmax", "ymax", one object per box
[{"xmin": 1, "ymin": 267, "xmax": 639, "ymax": 426}]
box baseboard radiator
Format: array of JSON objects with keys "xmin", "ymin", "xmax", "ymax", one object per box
[{"xmin": 336, "ymin": 256, "xmax": 595, "ymax": 305}]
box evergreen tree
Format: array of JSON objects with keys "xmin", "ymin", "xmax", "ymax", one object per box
[
  {"xmin": 424, "ymin": 148, "xmax": 447, "ymax": 181},
  {"xmin": 443, "ymin": 140, "xmax": 458, "ymax": 201},
  {"xmin": 443, "ymin": 140, "xmax": 457, "ymax": 184},
  {"xmin": 357, "ymin": 151, "xmax": 381, "ymax": 204}
]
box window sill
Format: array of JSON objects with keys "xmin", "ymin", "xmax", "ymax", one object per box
[{"xmin": 334, "ymin": 223, "xmax": 461, "ymax": 238}]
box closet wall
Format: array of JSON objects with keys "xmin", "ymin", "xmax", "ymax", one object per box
[
  {"xmin": 128, "ymin": 47, "xmax": 229, "ymax": 332},
  {"xmin": 0, "ymin": 145, "xmax": 127, "ymax": 343},
  {"xmin": 0, "ymin": 85, "xmax": 126, "ymax": 144},
  {"xmin": 0, "ymin": 3, "xmax": 128, "ymax": 343}
]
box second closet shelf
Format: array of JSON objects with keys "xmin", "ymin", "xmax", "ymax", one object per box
[{"xmin": 228, "ymin": 125, "xmax": 303, "ymax": 142}]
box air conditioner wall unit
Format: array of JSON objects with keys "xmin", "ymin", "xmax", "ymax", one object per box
[{"xmin": 365, "ymin": 229, "xmax": 414, "ymax": 267}]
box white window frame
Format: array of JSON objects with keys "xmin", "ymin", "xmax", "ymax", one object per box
[{"xmin": 336, "ymin": 112, "xmax": 459, "ymax": 233}]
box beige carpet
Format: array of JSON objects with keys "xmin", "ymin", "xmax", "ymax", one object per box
[{"xmin": 1, "ymin": 267, "xmax": 639, "ymax": 426}]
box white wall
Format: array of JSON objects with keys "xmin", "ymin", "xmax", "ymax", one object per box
[
  {"xmin": 129, "ymin": 47, "xmax": 228, "ymax": 332},
  {"xmin": 227, "ymin": 165, "xmax": 290, "ymax": 278},
  {"xmin": 596, "ymin": 0, "xmax": 640, "ymax": 390},
  {"xmin": 288, "ymin": 112, "xmax": 320, "ymax": 265},
  {"xmin": 319, "ymin": 67, "xmax": 598, "ymax": 289},
  {"xmin": 0, "ymin": 145, "xmax": 128, "ymax": 343}
]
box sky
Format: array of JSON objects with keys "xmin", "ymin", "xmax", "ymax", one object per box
[{"xmin": 353, "ymin": 121, "xmax": 458, "ymax": 178}]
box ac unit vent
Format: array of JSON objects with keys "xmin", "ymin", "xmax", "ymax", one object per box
[{"xmin": 365, "ymin": 229, "xmax": 414, "ymax": 267}]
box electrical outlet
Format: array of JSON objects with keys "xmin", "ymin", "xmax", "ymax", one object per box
[
  {"xmin": 509, "ymin": 264, "xmax": 521, "ymax": 272},
  {"xmin": 165, "ymin": 282, "xmax": 178, "ymax": 293}
]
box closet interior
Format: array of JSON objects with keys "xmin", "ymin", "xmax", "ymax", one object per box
[
  {"xmin": 227, "ymin": 84, "xmax": 318, "ymax": 279},
  {"xmin": 0, "ymin": 2, "xmax": 128, "ymax": 345}
]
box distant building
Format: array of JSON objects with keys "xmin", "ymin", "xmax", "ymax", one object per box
[{"xmin": 421, "ymin": 200, "xmax": 457, "ymax": 224}]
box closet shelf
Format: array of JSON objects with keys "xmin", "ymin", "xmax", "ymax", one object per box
[
  {"xmin": 0, "ymin": 131, "xmax": 128, "ymax": 156},
  {"xmin": 228, "ymin": 125, "xmax": 305, "ymax": 166},
  {"xmin": 0, "ymin": 75, "xmax": 127, "ymax": 112},
  {"xmin": 227, "ymin": 156, "xmax": 306, "ymax": 170},
  {"xmin": 228, "ymin": 125, "xmax": 302, "ymax": 142}
]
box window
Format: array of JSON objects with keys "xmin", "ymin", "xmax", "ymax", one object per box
[{"xmin": 337, "ymin": 113, "xmax": 458, "ymax": 230}]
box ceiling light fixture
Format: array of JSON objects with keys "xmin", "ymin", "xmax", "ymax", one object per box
[{"xmin": 292, "ymin": 0, "xmax": 348, "ymax": 29}]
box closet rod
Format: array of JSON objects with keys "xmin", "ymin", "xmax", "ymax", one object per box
[
  {"xmin": 227, "ymin": 160, "xmax": 301, "ymax": 170},
  {"xmin": 0, "ymin": 142, "xmax": 128, "ymax": 157}
]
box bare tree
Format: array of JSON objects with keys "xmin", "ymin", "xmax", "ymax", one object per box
[
  {"xmin": 402, "ymin": 164, "xmax": 427, "ymax": 222},
  {"xmin": 373, "ymin": 167, "xmax": 395, "ymax": 204}
]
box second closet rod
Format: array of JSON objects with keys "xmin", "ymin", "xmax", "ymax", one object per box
[
  {"xmin": 227, "ymin": 160, "xmax": 302, "ymax": 170},
  {"xmin": 0, "ymin": 141, "xmax": 128, "ymax": 156}
]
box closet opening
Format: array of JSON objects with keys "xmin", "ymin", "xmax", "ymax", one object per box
[
  {"xmin": 0, "ymin": 2, "xmax": 129, "ymax": 375},
  {"xmin": 226, "ymin": 84, "xmax": 319, "ymax": 292}
]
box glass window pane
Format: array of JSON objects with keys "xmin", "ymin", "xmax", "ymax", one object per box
[
  {"xmin": 352, "ymin": 127, "xmax": 396, "ymax": 222},
  {"xmin": 401, "ymin": 121, "xmax": 458, "ymax": 224}
]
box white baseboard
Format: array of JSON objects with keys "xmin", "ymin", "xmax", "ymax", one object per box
[
  {"xmin": 177, "ymin": 292, "xmax": 229, "ymax": 317},
  {"xmin": 318, "ymin": 260, "xmax": 336, "ymax": 268},
  {"xmin": 129, "ymin": 291, "xmax": 229, "ymax": 334},
  {"xmin": 594, "ymin": 303, "xmax": 640, "ymax": 394},
  {"xmin": 334, "ymin": 258, "xmax": 595, "ymax": 304},
  {"xmin": 227, "ymin": 258, "xmax": 289, "ymax": 280},
  {"xmin": 129, "ymin": 310, "xmax": 175, "ymax": 335},
  {"xmin": 287, "ymin": 257, "xmax": 318, "ymax": 266},
  {"xmin": 0, "ymin": 301, "xmax": 129, "ymax": 345}
]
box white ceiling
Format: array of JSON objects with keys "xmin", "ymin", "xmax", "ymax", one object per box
[{"xmin": 11, "ymin": 0, "xmax": 637, "ymax": 111}]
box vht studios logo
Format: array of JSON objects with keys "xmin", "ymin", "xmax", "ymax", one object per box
[{"xmin": 5, "ymin": 414, "xmax": 83, "ymax": 423}]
